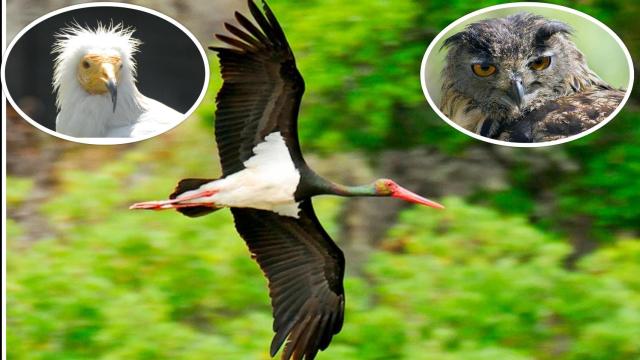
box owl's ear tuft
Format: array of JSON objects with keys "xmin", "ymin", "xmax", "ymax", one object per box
[
  {"xmin": 535, "ymin": 21, "xmax": 572, "ymax": 45},
  {"xmin": 442, "ymin": 32, "xmax": 465, "ymax": 50}
]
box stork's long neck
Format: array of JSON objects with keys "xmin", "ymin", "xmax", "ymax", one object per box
[
  {"xmin": 296, "ymin": 168, "xmax": 379, "ymax": 198},
  {"xmin": 327, "ymin": 182, "xmax": 377, "ymax": 197}
]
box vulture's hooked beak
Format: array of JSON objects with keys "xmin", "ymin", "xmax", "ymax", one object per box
[
  {"xmin": 100, "ymin": 62, "xmax": 118, "ymax": 113},
  {"xmin": 106, "ymin": 79, "xmax": 117, "ymax": 113}
]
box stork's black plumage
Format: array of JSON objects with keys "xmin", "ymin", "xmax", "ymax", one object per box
[
  {"xmin": 131, "ymin": 1, "xmax": 444, "ymax": 359},
  {"xmin": 233, "ymin": 201, "xmax": 345, "ymax": 359},
  {"xmin": 211, "ymin": 2, "xmax": 344, "ymax": 358},
  {"xmin": 211, "ymin": 0, "xmax": 306, "ymax": 177}
]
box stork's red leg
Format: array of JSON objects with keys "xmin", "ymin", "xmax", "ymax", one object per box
[{"xmin": 130, "ymin": 189, "xmax": 218, "ymax": 210}]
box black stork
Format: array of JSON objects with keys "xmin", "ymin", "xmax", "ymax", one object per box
[{"xmin": 130, "ymin": 1, "xmax": 444, "ymax": 359}]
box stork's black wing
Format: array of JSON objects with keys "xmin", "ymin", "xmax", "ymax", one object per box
[
  {"xmin": 231, "ymin": 200, "xmax": 345, "ymax": 360},
  {"xmin": 210, "ymin": 0, "xmax": 305, "ymax": 177}
]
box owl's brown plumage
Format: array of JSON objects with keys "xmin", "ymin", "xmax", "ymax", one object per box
[
  {"xmin": 439, "ymin": 13, "xmax": 625, "ymax": 143},
  {"xmin": 494, "ymin": 87, "xmax": 624, "ymax": 142}
]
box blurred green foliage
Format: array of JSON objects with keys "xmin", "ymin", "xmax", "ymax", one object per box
[
  {"xmin": 7, "ymin": 0, "xmax": 640, "ymax": 359},
  {"xmin": 8, "ymin": 146, "xmax": 640, "ymax": 358},
  {"xmin": 265, "ymin": 0, "xmax": 640, "ymax": 237}
]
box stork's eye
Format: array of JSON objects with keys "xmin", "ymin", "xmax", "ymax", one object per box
[
  {"xmin": 82, "ymin": 60, "xmax": 90, "ymax": 69},
  {"xmin": 384, "ymin": 180, "xmax": 396, "ymax": 190},
  {"xmin": 472, "ymin": 63, "xmax": 497, "ymax": 77},
  {"xmin": 530, "ymin": 56, "xmax": 551, "ymax": 71}
]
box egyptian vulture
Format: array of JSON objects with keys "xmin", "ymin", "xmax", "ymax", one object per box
[{"xmin": 52, "ymin": 23, "xmax": 183, "ymax": 138}]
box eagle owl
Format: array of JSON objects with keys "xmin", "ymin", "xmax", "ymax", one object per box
[{"xmin": 440, "ymin": 13, "xmax": 625, "ymax": 142}]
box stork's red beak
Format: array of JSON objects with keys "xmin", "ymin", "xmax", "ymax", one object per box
[{"xmin": 391, "ymin": 185, "xmax": 444, "ymax": 209}]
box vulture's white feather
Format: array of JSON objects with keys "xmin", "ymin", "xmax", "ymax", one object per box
[{"xmin": 52, "ymin": 23, "xmax": 183, "ymax": 138}]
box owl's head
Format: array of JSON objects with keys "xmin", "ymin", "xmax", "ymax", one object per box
[{"xmin": 441, "ymin": 13, "xmax": 592, "ymax": 123}]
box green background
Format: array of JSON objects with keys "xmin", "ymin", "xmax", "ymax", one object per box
[{"xmin": 6, "ymin": 0, "xmax": 640, "ymax": 359}]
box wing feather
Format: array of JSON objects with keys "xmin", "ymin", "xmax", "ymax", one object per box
[
  {"xmin": 231, "ymin": 200, "xmax": 345, "ymax": 360},
  {"xmin": 224, "ymin": 23, "xmax": 264, "ymax": 49},
  {"xmin": 210, "ymin": 0, "xmax": 305, "ymax": 176}
]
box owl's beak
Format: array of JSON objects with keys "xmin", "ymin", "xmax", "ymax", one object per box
[{"xmin": 509, "ymin": 78, "xmax": 525, "ymax": 109}]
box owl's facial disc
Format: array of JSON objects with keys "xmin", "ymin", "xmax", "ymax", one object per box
[
  {"xmin": 442, "ymin": 13, "xmax": 577, "ymax": 123},
  {"xmin": 464, "ymin": 52, "xmax": 556, "ymax": 118},
  {"xmin": 506, "ymin": 53, "xmax": 555, "ymax": 110}
]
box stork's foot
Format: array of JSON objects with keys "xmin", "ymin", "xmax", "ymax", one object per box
[
  {"xmin": 130, "ymin": 199, "xmax": 218, "ymax": 210},
  {"xmin": 130, "ymin": 189, "xmax": 218, "ymax": 211}
]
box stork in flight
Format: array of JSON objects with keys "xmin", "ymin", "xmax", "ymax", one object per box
[
  {"xmin": 52, "ymin": 23, "xmax": 183, "ymax": 138},
  {"xmin": 131, "ymin": 1, "xmax": 443, "ymax": 359}
]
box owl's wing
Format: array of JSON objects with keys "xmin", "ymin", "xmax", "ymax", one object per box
[{"xmin": 496, "ymin": 88, "xmax": 625, "ymax": 143}]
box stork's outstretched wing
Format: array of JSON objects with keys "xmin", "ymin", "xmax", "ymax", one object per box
[
  {"xmin": 232, "ymin": 200, "xmax": 345, "ymax": 360},
  {"xmin": 210, "ymin": 0, "xmax": 305, "ymax": 177}
]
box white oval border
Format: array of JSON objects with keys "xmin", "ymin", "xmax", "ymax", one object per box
[
  {"xmin": 420, "ymin": 2, "xmax": 634, "ymax": 148},
  {"xmin": 1, "ymin": 2, "xmax": 210, "ymax": 145}
]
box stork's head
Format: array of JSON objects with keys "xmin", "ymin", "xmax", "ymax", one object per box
[
  {"xmin": 373, "ymin": 179, "xmax": 444, "ymax": 209},
  {"xmin": 53, "ymin": 23, "xmax": 141, "ymax": 112}
]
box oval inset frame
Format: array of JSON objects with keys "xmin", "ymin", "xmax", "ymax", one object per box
[
  {"xmin": 420, "ymin": 2, "xmax": 634, "ymax": 148},
  {"xmin": 1, "ymin": 2, "xmax": 210, "ymax": 145}
]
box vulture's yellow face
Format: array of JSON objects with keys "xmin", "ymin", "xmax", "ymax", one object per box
[
  {"xmin": 77, "ymin": 54, "xmax": 122, "ymax": 111},
  {"xmin": 77, "ymin": 54, "xmax": 122, "ymax": 95}
]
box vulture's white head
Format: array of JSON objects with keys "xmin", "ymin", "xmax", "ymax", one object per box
[{"xmin": 52, "ymin": 23, "xmax": 141, "ymax": 114}]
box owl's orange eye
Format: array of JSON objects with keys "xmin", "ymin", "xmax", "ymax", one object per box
[
  {"xmin": 530, "ymin": 56, "xmax": 551, "ymax": 70},
  {"xmin": 472, "ymin": 63, "xmax": 497, "ymax": 77}
]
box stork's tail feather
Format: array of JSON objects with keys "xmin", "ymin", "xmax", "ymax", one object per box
[
  {"xmin": 176, "ymin": 206, "xmax": 220, "ymax": 218},
  {"xmin": 170, "ymin": 178, "xmax": 219, "ymax": 199},
  {"xmin": 170, "ymin": 178, "xmax": 221, "ymax": 218}
]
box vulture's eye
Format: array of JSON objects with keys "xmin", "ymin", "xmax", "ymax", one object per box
[
  {"xmin": 472, "ymin": 63, "xmax": 497, "ymax": 77},
  {"xmin": 530, "ymin": 56, "xmax": 551, "ymax": 71},
  {"xmin": 119, "ymin": 63, "xmax": 123, "ymax": 69},
  {"xmin": 82, "ymin": 60, "xmax": 90, "ymax": 69}
]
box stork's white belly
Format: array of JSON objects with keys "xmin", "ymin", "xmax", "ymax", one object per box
[{"xmin": 177, "ymin": 132, "xmax": 301, "ymax": 217}]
